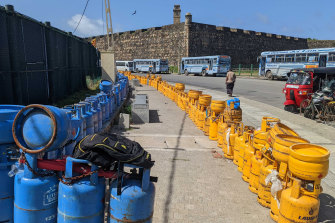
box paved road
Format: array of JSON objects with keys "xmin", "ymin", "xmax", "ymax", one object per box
[{"xmin": 153, "ymin": 74, "xmax": 286, "ymax": 109}]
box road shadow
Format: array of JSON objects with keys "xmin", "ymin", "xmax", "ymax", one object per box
[
  {"xmin": 149, "ymin": 110, "xmax": 161, "ymax": 123},
  {"xmin": 318, "ymin": 193, "xmax": 335, "ymax": 222},
  {"xmin": 163, "ymin": 113, "xmax": 187, "ymax": 222}
]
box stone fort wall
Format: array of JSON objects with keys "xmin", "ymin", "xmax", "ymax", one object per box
[{"xmin": 88, "ymin": 9, "xmax": 313, "ymax": 68}]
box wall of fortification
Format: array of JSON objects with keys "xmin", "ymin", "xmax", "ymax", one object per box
[
  {"xmin": 89, "ymin": 23, "xmax": 185, "ymax": 66},
  {"xmin": 307, "ymin": 40, "xmax": 335, "ymax": 49},
  {"xmin": 188, "ymin": 23, "xmax": 308, "ymax": 65}
]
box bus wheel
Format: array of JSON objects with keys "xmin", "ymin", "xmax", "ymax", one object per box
[
  {"xmin": 266, "ymin": 71, "xmax": 274, "ymax": 80},
  {"xmin": 201, "ymin": 70, "xmax": 207, "ymax": 76},
  {"xmin": 185, "ymin": 70, "xmax": 189, "ymax": 76}
]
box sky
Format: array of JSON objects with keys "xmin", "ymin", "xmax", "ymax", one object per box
[{"xmin": 1, "ymin": 0, "xmax": 334, "ymax": 40}]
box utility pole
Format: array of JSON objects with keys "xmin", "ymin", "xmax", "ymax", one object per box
[{"xmin": 100, "ymin": 0, "xmax": 117, "ymax": 82}]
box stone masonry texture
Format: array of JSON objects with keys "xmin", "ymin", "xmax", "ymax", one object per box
[{"xmin": 86, "ymin": 6, "xmax": 334, "ymax": 67}]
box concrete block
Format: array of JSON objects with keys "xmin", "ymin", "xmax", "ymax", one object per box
[
  {"xmin": 118, "ymin": 113, "xmax": 130, "ymax": 129},
  {"xmin": 132, "ymin": 94, "xmax": 149, "ymax": 123},
  {"xmin": 130, "ymin": 79, "xmax": 140, "ymax": 87}
]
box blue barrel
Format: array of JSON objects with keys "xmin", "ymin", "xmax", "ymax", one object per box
[
  {"xmin": 58, "ymin": 157, "xmax": 105, "ymax": 223},
  {"xmin": 233, "ymin": 97, "xmax": 240, "ymax": 109},
  {"xmin": 14, "ymin": 154, "xmax": 58, "ymax": 223},
  {"xmin": 85, "ymin": 97, "xmax": 99, "ymax": 133},
  {"xmin": 79, "ymin": 102, "xmax": 94, "ymax": 135},
  {"xmin": 0, "ymin": 105, "xmax": 24, "ymax": 223},
  {"xmin": 12, "ymin": 105, "xmax": 79, "ymax": 154},
  {"xmin": 109, "ymin": 168, "xmax": 155, "ymax": 223}
]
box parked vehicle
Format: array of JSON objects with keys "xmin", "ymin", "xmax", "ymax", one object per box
[
  {"xmin": 116, "ymin": 61, "xmax": 134, "ymax": 72},
  {"xmin": 259, "ymin": 48, "xmax": 335, "ymax": 80},
  {"xmin": 180, "ymin": 55, "xmax": 231, "ymax": 76},
  {"xmin": 283, "ymin": 68, "xmax": 335, "ymax": 113},
  {"xmin": 133, "ymin": 59, "xmax": 169, "ymax": 73}
]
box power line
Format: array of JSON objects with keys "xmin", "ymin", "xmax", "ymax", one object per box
[{"xmin": 73, "ymin": 0, "xmax": 91, "ymax": 34}]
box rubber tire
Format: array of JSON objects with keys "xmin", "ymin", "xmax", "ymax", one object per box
[
  {"xmin": 201, "ymin": 70, "xmax": 207, "ymax": 77},
  {"xmin": 185, "ymin": 70, "xmax": 189, "ymax": 76},
  {"xmin": 284, "ymin": 105, "xmax": 297, "ymax": 113},
  {"xmin": 266, "ymin": 71, "xmax": 274, "ymax": 80}
]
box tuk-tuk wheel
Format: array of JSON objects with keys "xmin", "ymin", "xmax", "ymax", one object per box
[
  {"xmin": 266, "ymin": 71, "xmax": 274, "ymax": 80},
  {"xmin": 284, "ymin": 105, "xmax": 297, "ymax": 113}
]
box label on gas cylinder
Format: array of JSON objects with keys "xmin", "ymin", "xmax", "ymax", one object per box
[{"xmin": 43, "ymin": 185, "xmax": 58, "ymax": 206}]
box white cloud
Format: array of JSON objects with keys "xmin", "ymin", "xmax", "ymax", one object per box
[
  {"xmin": 256, "ymin": 13, "xmax": 270, "ymax": 24},
  {"xmin": 68, "ymin": 14, "xmax": 104, "ymax": 37}
]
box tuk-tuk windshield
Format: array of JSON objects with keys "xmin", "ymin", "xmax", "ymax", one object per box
[{"xmin": 287, "ymin": 72, "xmax": 311, "ymax": 85}]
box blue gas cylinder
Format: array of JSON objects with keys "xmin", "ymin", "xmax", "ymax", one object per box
[
  {"xmin": 74, "ymin": 104, "xmax": 87, "ymax": 137},
  {"xmin": 58, "ymin": 157, "xmax": 105, "ymax": 223},
  {"xmin": 98, "ymin": 93, "xmax": 109, "ymax": 121},
  {"xmin": 99, "ymin": 80, "xmax": 114, "ymax": 95},
  {"xmin": 109, "ymin": 93, "xmax": 115, "ymax": 118},
  {"xmin": 12, "ymin": 105, "xmax": 79, "ymax": 154},
  {"xmin": 14, "ymin": 154, "xmax": 58, "ymax": 223},
  {"xmin": 109, "ymin": 168, "xmax": 155, "ymax": 223},
  {"xmin": 85, "ymin": 97, "xmax": 99, "ymax": 133},
  {"xmin": 0, "ymin": 105, "xmax": 24, "ymax": 223},
  {"xmin": 233, "ymin": 97, "xmax": 240, "ymax": 109},
  {"xmin": 63, "ymin": 106, "xmax": 83, "ymax": 156},
  {"xmin": 79, "ymin": 102, "xmax": 94, "ymax": 135},
  {"xmin": 113, "ymin": 85, "xmax": 121, "ymax": 106},
  {"xmin": 87, "ymin": 96, "xmax": 102, "ymax": 132}
]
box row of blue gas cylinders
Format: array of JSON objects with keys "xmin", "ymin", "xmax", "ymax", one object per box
[{"xmin": 0, "ymin": 73, "xmax": 156, "ymax": 223}]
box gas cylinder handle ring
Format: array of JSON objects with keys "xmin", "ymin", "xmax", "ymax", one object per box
[{"xmin": 12, "ymin": 104, "xmax": 58, "ymax": 154}]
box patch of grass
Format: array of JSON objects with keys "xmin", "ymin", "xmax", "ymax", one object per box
[
  {"xmin": 54, "ymin": 75, "xmax": 101, "ymax": 108},
  {"xmin": 54, "ymin": 88, "xmax": 100, "ymax": 108},
  {"xmin": 169, "ymin": 66, "xmax": 179, "ymax": 74},
  {"xmin": 121, "ymin": 105, "xmax": 132, "ymax": 115}
]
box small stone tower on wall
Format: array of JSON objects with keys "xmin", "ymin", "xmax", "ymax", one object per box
[{"xmin": 173, "ymin": 5, "xmax": 181, "ymax": 24}]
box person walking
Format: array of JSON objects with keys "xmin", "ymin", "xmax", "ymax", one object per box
[{"xmin": 226, "ymin": 69, "xmax": 236, "ymax": 97}]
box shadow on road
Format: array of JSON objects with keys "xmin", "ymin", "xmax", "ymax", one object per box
[
  {"xmin": 149, "ymin": 110, "xmax": 161, "ymax": 123},
  {"xmin": 318, "ymin": 193, "xmax": 335, "ymax": 222},
  {"xmin": 163, "ymin": 113, "xmax": 187, "ymax": 223}
]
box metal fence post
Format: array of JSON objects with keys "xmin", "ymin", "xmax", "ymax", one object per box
[
  {"xmin": 250, "ymin": 64, "xmax": 253, "ymax": 76},
  {"xmin": 238, "ymin": 64, "xmax": 241, "ymax": 76}
]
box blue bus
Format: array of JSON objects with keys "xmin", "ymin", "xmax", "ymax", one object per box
[
  {"xmin": 259, "ymin": 48, "xmax": 335, "ymax": 80},
  {"xmin": 180, "ymin": 55, "xmax": 231, "ymax": 76},
  {"xmin": 133, "ymin": 59, "xmax": 169, "ymax": 73}
]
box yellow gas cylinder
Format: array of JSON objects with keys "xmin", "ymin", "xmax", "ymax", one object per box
[
  {"xmin": 188, "ymin": 90, "xmax": 202, "ymax": 121},
  {"xmin": 223, "ymin": 122, "xmax": 238, "ymax": 159},
  {"xmin": 237, "ymin": 130, "xmax": 253, "ymax": 172},
  {"xmin": 242, "ymin": 133, "xmax": 256, "ymax": 182},
  {"xmin": 233, "ymin": 123, "xmax": 246, "ymax": 165},
  {"xmin": 217, "ymin": 116, "xmax": 227, "ymax": 147},
  {"xmin": 278, "ymin": 144, "xmax": 329, "ymax": 223},
  {"xmin": 203, "ymin": 109, "xmax": 210, "ymax": 136},
  {"xmin": 267, "ymin": 123, "xmax": 299, "ymax": 147},
  {"xmin": 197, "ymin": 95, "xmax": 212, "ymax": 129},
  {"xmin": 257, "ymin": 156, "xmax": 276, "ymax": 208},
  {"xmin": 254, "ymin": 117, "xmax": 280, "ymax": 149},
  {"xmin": 224, "ymin": 101, "xmax": 242, "ymax": 122},
  {"xmin": 248, "ymin": 150, "xmax": 263, "ymax": 194},
  {"xmin": 175, "ymin": 83, "xmax": 185, "ymax": 91},
  {"xmin": 209, "ymin": 100, "xmax": 225, "ymax": 141}
]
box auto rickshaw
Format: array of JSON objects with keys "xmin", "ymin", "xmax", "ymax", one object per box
[{"xmin": 283, "ymin": 68, "xmax": 335, "ymax": 113}]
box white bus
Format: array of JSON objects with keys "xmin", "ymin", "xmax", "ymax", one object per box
[
  {"xmin": 259, "ymin": 48, "xmax": 335, "ymax": 80},
  {"xmin": 133, "ymin": 59, "xmax": 169, "ymax": 73},
  {"xmin": 116, "ymin": 61, "xmax": 134, "ymax": 72},
  {"xmin": 181, "ymin": 55, "xmax": 231, "ymax": 76}
]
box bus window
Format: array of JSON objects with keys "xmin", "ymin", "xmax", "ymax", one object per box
[
  {"xmin": 295, "ymin": 54, "xmax": 307, "ymax": 62},
  {"xmin": 275, "ymin": 55, "xmax": 285, "ymax": 63},
  {"xmin": 266, "ymin": 55, "xmax": 275, "ymax": 63},
  {"xmin": 329, "ymin": 53, "xmax": 335, "ymax": 62},
  {"xmin": 307, "ymin": 53, "xmax": 319, "ymax": 62},
  {"xmin": 285, "ymin": 54, "xmax": 295, "ymax": 62}
]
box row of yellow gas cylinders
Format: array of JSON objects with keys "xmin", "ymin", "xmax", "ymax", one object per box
[{"xmin": 130, "ymin": 74, "xmax": 330, "ymax": 223}]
